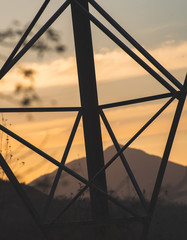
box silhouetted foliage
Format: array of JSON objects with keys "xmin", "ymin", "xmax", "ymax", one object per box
[
  {"xmin": 0, "ymin": 21, "xmax": 65, "ymax": 106},
  {"xmin": 14, "ymin": 67, "xmax": 40, "ymax": 106},
  {"xmin": 0, "ymin": 21, "xmax": 65, "ymax": 59}
]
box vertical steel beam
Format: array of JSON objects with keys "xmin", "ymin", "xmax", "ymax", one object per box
[{"xmin": 71, "ymin": 0, "xmax": 109, "ymax": 221}]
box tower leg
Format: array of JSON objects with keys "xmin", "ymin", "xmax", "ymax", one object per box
[{"xmin": 71, "ymin": 0, "xmax": 109, "ymax": 222}]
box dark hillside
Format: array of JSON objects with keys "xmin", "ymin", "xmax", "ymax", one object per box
[
  {"xmin": 0, "ymin": 179, "xmax": 187, "ymax": 240},
  {"xmin": 30, "ymin": 147, "xmax": 187, "ymax": 205}
]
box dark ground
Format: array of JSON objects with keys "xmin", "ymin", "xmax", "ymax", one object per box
[{"xmin": 0, "ymin": 179, "xmax": 186, "ymax": 240}]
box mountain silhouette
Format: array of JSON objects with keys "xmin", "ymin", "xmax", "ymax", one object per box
[{"xmin": 30, "ymin": 146, "xmax": 187, "ymax": 204}]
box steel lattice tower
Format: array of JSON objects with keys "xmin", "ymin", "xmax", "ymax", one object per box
[{"xmin": 0, "ymin": 1, "xmax": 186, "ymax": 239}]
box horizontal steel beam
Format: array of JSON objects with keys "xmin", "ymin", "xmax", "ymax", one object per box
[
  {"xmin": 99, "ymin": 92, "xmax": 175, "ymax": 109},
  {"xmin": 0, "ymin": 106, "xmax": 81, "ymax": 112}
]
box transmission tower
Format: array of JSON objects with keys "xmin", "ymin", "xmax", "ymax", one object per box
[{"xmin": 0, "ymin": 0, "xmax": 186, "ymax": 239}]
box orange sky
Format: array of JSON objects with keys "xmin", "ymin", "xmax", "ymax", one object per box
[{"xmin": 0, "ymin": 0, "xmax": 186, "ymax": 183}]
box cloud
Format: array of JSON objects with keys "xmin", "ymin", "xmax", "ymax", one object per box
[
  {"xmin": 150, "ymin": 41, "xmax": 187, "ymax": 71},
  {"xmin": 95, "ymin": 41, "xmax": 187, "ymax": 82},
  {"xmin": 2, "ymin": 41, "xmax": 187, "ymax": 93}
]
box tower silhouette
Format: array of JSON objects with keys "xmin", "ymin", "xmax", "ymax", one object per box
[{"xmin": 0, "ymin": 1, "xmax": 186, "ymax": 239}]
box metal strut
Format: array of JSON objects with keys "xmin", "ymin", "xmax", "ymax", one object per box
[{"xmin": 71, "ymin": 0, "xmax": 109, "ymax": 221}]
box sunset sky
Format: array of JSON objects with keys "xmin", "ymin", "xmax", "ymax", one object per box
[{"xmin": 0, "ymin": 0, "xmax": 186, "ymax": 183}]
